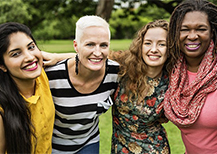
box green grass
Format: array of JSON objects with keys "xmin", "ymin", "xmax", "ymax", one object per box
[
  {"xmin": 38, "ymin": 39, "xmax": 185, "ymax": 154},
  {"xmin": 37, "ymin": 39, "xmax": 132, "ymax": 53},
  {"xmin": 38, "ymin": 40, "xmax": 74, "ymax": 53}
]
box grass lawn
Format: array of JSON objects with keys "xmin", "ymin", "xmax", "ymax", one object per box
[
  {"xmin": 38, "ymin": 39, "xmax": 185, "ymax": 154},
  {"xmin": 38, "ymin": 39, "xmax": 132, "ymax": 53}
]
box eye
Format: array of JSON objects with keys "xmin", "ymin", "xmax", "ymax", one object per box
[
  {"xmin": 144, "ymin": 42, "xmax": 151, "ymax": 46},
  {"xmin": 197, "ymin": 28, "xmax": 207, "ymax": 32},
  {"xmin": 86, "ymin": 43, "xmax": 94, "ymax": 47},
  {"xmin": 28, "ymin": 44, "xmax": 35, "ymax": 50},
  {"xmin": 100, "ymin": 43, "xmax": 108, "ymax": 48},
  {"xmin": 180, "ymin": 28, "xmax": 189, "ymax": 32},
  {"xmin": 159, "ymin": 43, "xmax": 166, "ymax": 47},
  {"xmin": 11, "ymin": 51, "xmax": 21, "ymax": 57}
]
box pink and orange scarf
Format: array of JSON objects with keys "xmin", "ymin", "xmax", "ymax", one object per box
[{"xmin": 163, "ymin": 40, "xmax": 217, "ymax": 127}]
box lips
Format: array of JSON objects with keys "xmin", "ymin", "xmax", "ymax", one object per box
[
  {"xmin": 89, "ymin": 58, "xmax": 102, "ymax": 63},
  {"xmin": 23, "ymin": 61, "xmax": 38, "ymax": 71},
  {"xmin": 148, "ymin": 55, "xmax": 160, "ymax": 60},
  {"xmin": 185, "ymin": 43, "xmax": 200, "ymax": 50}
]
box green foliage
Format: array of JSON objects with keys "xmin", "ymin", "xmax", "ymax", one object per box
[
  {"xmin": 138, "ymin": 3, "xmax": 171, "ymax": 21},
  {"xmin": 33, "ymin": 20, "xmax": 60, "ymax": 40},
  {"xmin": 0, "ymin": 0, "xmax": 176, "ymax": 40},
  {"xmin": 0, "ymin": 0, "xmax": 32, "ymax": 23},
  {"xmin": 109, "ymin": 4, "xmax": 170, "ymax": 39},
  {"xmin": 208, "ymin": 0, "xmax": 217, "ymax": 4},
  {"xmin": 0, "ymin": 0, "xmax": 97, "ymax": 40},
  {"xmin": 33, "ymin": 15, "xmax": 78, "ymax": 40}
]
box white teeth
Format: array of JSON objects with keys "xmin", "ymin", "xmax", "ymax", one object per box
[
  {"xmin": 90, "ymin": 59, "xmax": 101, "ymax": 62},
  {"xmin": 149, "ymin": 56, "xmax": 159, "ymax": 59},
  {"xmin": 188, "ymin": 45, "xmax": 198, "ymax": 48},
  {"xmin": 25, "ymin": 62, "xmax": 36, "ymax": 69}
]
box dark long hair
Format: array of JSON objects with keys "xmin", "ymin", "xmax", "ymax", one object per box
[
  {"xmin": 167, "ymin": 0, "xmax": 217, "ymax": 74},
  {"xmin": 0, "ymin": 22, "xmax": 36, "ymax": 153}
]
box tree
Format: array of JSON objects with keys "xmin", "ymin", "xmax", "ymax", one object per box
[
  {"xmin": 96, "ymin": 0, "xmax": 114, "ymax": 21},
  {"xmin": 146, "ymin": 0, "xmax": 182, "ymax": 14},
  {"xmin": 0, "ymin": 0, "xmax": 31, "ymax": 23}
]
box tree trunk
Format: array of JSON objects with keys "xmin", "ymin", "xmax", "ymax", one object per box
[{"xmin": 96, "ymin": 0, "xmax": 114, "ymax": 22}]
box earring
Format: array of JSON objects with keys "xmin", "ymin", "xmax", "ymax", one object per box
[{"xmin": 75, "ymin": 54, "xmax": 79, "ymax": 75}]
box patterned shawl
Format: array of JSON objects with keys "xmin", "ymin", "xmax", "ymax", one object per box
[{"xmin": 163, "ymin": 40, "xmax": 217, "ymax": 127}]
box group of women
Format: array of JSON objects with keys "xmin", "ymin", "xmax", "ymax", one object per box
[{"xmin": 0, "ymin": 0, "xmax": 217, "ymax": 153}]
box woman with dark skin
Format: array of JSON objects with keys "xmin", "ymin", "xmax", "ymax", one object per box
[{"xmin": 163, "ymin": 0, "xmax": 217, "ymax": 153}]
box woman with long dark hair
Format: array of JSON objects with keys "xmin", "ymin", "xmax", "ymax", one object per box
[{"xmin": 0, "ymin": 22, "xmax": 55, "ymax": 153}]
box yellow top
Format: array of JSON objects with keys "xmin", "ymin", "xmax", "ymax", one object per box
[
  {"xmin": 0, "ymin": 69, "xmax": 55, "ymax": 154},
  {"xmin": 24, "ymin": 69, "xmax": 55, "ymax": 154}
]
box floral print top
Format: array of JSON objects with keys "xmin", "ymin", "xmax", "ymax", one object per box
[{"xmin": 111, "ymin": 72, "xmax": 170, "ymax": 154}]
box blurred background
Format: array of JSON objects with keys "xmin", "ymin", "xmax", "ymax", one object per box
[
  {"xmin": 2, "ymin": 0, "xmax": 216, "ymax": 41},
  {"xmin": 1, "ymin": 1, "xmax": 217, "ymax": 153}
]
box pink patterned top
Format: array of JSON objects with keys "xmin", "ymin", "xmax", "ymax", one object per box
[{"xmin": 179, "ymin": 71, "xmax": 217, "ymax": 154}]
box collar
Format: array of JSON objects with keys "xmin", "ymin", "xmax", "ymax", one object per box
[{"xmin": 21, "ymin": 77, "xmax": 41, "ymax": 105}]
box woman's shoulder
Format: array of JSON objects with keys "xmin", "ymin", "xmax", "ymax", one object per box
[
  {"xmin": 107, "ymin": 59, "xmax": 119, "ymax": 66},
  {"xmin": 106, "ymin": 59, "xmax": 120, "ymax": 74}
]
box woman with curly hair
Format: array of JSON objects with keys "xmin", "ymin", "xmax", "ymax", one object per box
[
  {"xmin": 110, "ymin": 19, "xmax": 170, "ymax": 154},
  {"xmin": 42, "ymin": 19, "xmax": 171, "ymax": 154},
  {"xmin": 163, "ymin": 0, "xmax": 217, "ymax": 153}
]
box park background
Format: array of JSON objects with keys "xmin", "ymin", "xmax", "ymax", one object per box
[{"xmin": 1, "ymin": 0, "xmax": 217, "ymax": 153}]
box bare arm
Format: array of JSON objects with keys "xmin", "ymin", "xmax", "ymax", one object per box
[
  {"xmin": 0, "ymin": 115, "xmax": 5, "ymax": 153},
  {"xmin": 42, "ymin": 51, "xmax": 76, "ymax": 67}
]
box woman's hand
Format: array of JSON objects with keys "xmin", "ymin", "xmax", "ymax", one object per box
[{"xmin": 42, "ymin": 51, "xmax": 76, "ymax": 67}]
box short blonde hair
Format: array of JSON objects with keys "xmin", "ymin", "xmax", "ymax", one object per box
[{"xmin": 75, "ymin": 15, "xmax": 110, "ymax": 43}]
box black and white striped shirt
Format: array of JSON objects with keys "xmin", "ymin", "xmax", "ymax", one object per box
[{"xmin": 45, "ymin": 59, "xmax": 119, "ymax": 153}]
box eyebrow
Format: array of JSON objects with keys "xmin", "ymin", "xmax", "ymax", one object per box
[
  {"xmin": 8, "ymin": 41, "xmax": 34, "ymax": 54},
  {"xmin": 181, "ymin": 25, "xmax": 208, "ymax": 28},
  {"xmin": 144, "ymin": 39, "xmax": 166, "ymax": 42}
]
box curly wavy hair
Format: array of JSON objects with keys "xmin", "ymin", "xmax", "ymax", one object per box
[
  {"xmin": 110, "ymin": 19, "xmax": 169, "ymax": 102},
  {"xmin": 167, "ymin": 0, "xmax": 217, "ymax": 74}
]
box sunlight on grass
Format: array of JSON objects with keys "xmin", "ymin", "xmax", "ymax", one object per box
[
  {"xmin": 38, "ymin": 40, "xmax": 74, "ymax": 53},
  {"xmin": 37, "ymin": 39, "xmax": 132, "ymax": 53}
]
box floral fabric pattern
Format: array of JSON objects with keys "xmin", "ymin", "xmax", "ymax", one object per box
[{"xmin": 111, "ymin": 72, "xmax": 170, "ymax": 154}]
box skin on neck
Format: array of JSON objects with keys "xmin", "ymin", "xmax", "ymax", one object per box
[
  {"xmin": 68, "ymin": 58, "xmax": 105, "ymax": 94},
  {"xmin": 69, "ymin": 58, "xmax": 105, "ymax": 82},
  {"xmin": 185, "ymin": 55, "xmax": 204, "ymax": 73},
  {"xmin": 146, "ymin": 65, "xmax": 163, "ymax": 79},
  {"xmin": 13, "ymin": 78, "xmax": 36, "ymax": 98}
]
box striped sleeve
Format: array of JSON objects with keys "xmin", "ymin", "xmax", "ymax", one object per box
[{"xmin": 45, "ymin": 58, "xmax": 119, "ymax": 153}]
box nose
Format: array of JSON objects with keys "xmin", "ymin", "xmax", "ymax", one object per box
[
  {"xmin": 150, "ymin": 44, "xmax": 158, "ymax": 53},
  {"xmin": 24, "ymin": 50, "xmax": 35, "ymax": 61},
  {"xmin": 187, "ymin": 30, "xmax": 198, "ymax": 40},
  {"xmin": 93, "ymin": 46, "xmax": 101, "ymax": 56}
]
